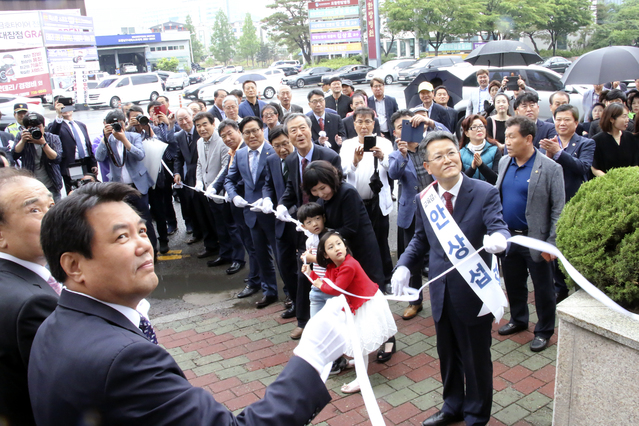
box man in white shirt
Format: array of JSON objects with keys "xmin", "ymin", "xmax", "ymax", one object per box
[
  {"xmin": 277, "ymin": 85, "xmax": 303, "ymax": 117},
  {"xmin": 466, "ymin": 69, "xmax": 491, "ymax": 117}
]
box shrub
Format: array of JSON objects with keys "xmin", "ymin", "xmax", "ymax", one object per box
[{"xmin": 556, "ymin": 167, "xmax": 639, "ymax": 312}]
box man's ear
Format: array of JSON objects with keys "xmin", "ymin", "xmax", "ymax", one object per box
[
  {"xmin": 0, "ymin": 225, "xmax": 7, "ymax": 250},
  {"xmin": 59, "ymin": 252, "xmax": 85, "ymax": 286},
  {"xmin": 423, "ymin": 161, "xmax": 432, "ymax": 175}
]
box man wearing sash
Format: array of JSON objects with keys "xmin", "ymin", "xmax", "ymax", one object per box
[{"xmin": 391, "ymin": 131, "xmax": 510, "ymax": 426}]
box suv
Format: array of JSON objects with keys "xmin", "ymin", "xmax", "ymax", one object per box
[
  {"xmin": 398, "ymin": 56, "xmax": 463, "ymax": 85},
  {"xmin": 270, "ymin": 60, "xmax": 302, "ymax": 72},
  {"xmin": 87, "ymin": 73, "xmax": 164, "ymax": 108},
  {"xmin": 365, "ymin": 59, "xmax": 416, "ymax": 85}
]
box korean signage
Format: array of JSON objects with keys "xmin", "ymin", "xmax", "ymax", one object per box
[
  {"xmin": 365, "ymin": 0, "xmax": 377, "ymax": 62},
  {"xmin": 0, "ymin": 47, "xmax": 51, "ymax": 97},
  {"xmin": 310, "ymin": 18, "xmax": 360, "ymax": 33},
  {"xmin": 40, "ymin": 12, "xmax": 96, "ymax": 47},
  {"xmin": 0, "ymin": 12, "xmax": 44, "ymax": 50},
  {"xmin": 312, "ymin": 42, "xmax": 362, "ymax": 55},
  {"xmin": 308, "ymin": 0, "xmax": 358, "ymax": 8},
  {"xmin": 309, "ymin": 6, "xmax": 359, "ymax": 19},
  {"xmin": 308, "ymin": 0, "xmax": 362, "ymax": 57},
  {"xmin": 311, "ymin": 30, "xmax": 361, "ymax": 43},
  {"xmin": 95, "ymin": 33, "xmax": 161, "ymax": 46}
]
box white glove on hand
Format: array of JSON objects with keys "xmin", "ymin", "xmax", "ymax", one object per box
[
  {"xmin": 194, "ymin": 181, "xmax": 204, "ymax": 192},
  {"xmin": 274, "ymin": 204, "xmax": 289, "ymax": 221},
  {"xmin": 233, "ymin": 196, "xmax": 249, "ymax": 208},
  {"xmin": 483, "ymin": 233, "xmax": 508, "ymax": 254},
  {"xmin": 224, "ymin": 193, "xmax": 230, "ymax": 203},
  {"xmin": 391, "ymin": 265, "xmax": 411, "ymax": 297},
  {"xmin": 204, "ymin": 185, "xmax": 216, "ymax": 198},
  {"xmin": 261, "ymin": 197, "xmax": 274, "ymax": 214},
  {"xmin": 249, "ymin": 198, "xmax": 264, "ymax": 212},
  {"xmin": 294, "ymin": 297, "xmax": 347, "ymax": 375},
  {"xmin": 296, "ymin": 223, "xmax": 314, "ymax": 238}
]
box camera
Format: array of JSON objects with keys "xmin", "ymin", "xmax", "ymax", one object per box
[
  {"xmin": 137, "ymin": 115, "xmax": 149, "ymax": 126},
  {"xmin": 107, "ymin": 117, "xmax": 122, "ymax": 132},
  {"xmin": 23, "ymin": 113, "xmax": 43, "ymax": 140},
  {"xmin": 28, "ymin": 127, "xmax": 43, "ymax": 140}
]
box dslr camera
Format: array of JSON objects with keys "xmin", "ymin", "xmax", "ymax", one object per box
[
  {"xmin": 23, "ymin": 113, "xmax": 43, "ymax": 140},
  {"xmin": 107, "ymin": 116, "xmax": 122, "ymax": 132},
  {"xmin": 137, "ymin": 115, "xmax": 150, "ymax": 126}
]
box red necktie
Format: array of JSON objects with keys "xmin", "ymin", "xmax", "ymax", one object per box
[
  {"xmin": 301, "ymin": 158, "xmax": 309, "ymax": 205},
  {"xmin": 443, "ymin": 192, "xmax": 454, "ymax": 216},
  {"xmin": 319, "ymin": 118, "xmax": 325, "ymax": 131}
]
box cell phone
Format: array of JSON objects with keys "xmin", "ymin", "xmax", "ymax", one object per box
[
  {"xmin": 58, "ymin": 97, "xmax": 74, "ymax": 106},
  {"xmin": 153, "ymin": 104, "xmax": 167, "ymax": 115},
  {"xmin": 401, "ymin": 119, "xmax": 425, "ymax": 143},
  {"xmin": 363, "ymin": 135, "xmax": 376, "ymax": 152},
  {"xmin": 506, "ymin": 77, "xmax": 519, "ymax": 91}
]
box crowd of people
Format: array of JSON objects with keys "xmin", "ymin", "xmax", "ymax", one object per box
[{"xmin": 1, "ymin": 69, "xmax": 639, "ymax": 426}]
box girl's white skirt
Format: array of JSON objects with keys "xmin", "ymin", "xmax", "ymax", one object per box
[{"xmin": 344, "ymin": 290, "xmax": 398, "ymax": 357}]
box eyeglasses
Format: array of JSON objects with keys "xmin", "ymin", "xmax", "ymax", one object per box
[
  {"xmin": 309, "ymin": 98, "xmax": 325, "ymax": 105},
  {"xmin": 262, "ymin": 113, "xmax": 277, "ymax": 118},
  {"xmin": 242, "ymin": 128, "xmax": 262, "ymax": 137},
  {"xmin": 272, "ymin": 142, "xmax": 291, "ymax": 149},
  {"xmin": 469, "ymin": 125, "xmax": 485, "ymax": 131},
  {"xmin": 427, "ymin": 150, "xmax": 459, "ymax": 163},
  {"xmin": 354, "ymin": 119, "xmax": 375, "ymax": 125}
]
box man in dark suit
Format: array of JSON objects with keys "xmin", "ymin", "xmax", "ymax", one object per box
[
  {"xmin": 325, "ymin": 76, "xmax": 351, "ymax": 118},
  {"xmin": 391, "ymin": 131, "xmax": 510, "ymax": 426},
  {"xmin": 417, "ymin": 81, "xmax": 454, "ymax": 132},
  {"xmin": 307, "ymin": 89, "xmax": 346, "ymax": 154},
  {"xmin": 207, "ymin": 88, "xmax": 228, "ymax": 122},
  {"xmin": 277, "ymin": 85, "xmax": 303, "ymax": 117},
  {"xmin": 368, "ymin": 77, "xmax": 399, "ymax": 141},
  {"xmin": 344, "ymin": 93, "xmax": 381, "ymax": 139},
  {"xmin": 546, "ymin": 91, "xmax": 585, "ymax": 135},
  {"xmin": 496, "ymin": 116, "xmax": 565, "ymax": 353},
  {"xmin": 276, "ymin": 113, "xmax": 341, "ymax": 339},
  {"xmin": 173, "ymin": 108, "xmax": 200, "ymax": 239},
  {"xmin": 513, "ymin": 92, "xmax": 557, "ymax": 148},
  {"xmin": 238, "ymin": 80, "xmax": 267, "ymax": 118},
  {"xmin": 31, "ymin": 182, "xmax": 347, "ymax": 426},
  {"xmin": 48, "ymin": 97, "xmax": 97, "ymax": 193},
  {"xmin": 0, "ymin": 169, "xmax": 58, "ymax": 426}
]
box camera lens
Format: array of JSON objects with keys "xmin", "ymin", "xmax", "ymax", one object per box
[
  {"xmin": 112, "ymin": 122, "xmax": 122, "ymax": 132},
  {"xmin": 29, "ymin": 127, "xmax": 43, "ymax": 140},
  {"xmin": 138, "ymin": 116, "xmax": 149, "ymax": 126}
]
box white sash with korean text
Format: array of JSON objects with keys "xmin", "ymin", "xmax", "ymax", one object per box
[{"xmin": 420, "ymin": 183, "xmax": 508, "ymax": 322}]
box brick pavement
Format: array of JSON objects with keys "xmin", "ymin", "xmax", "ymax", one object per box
[{"xmin": 154, "ymin": 289, "xmax": 556, "ymax": 426}]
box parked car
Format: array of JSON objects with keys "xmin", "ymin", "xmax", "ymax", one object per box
[
  {"xmin": 201, "ymin": 69, "xmax": 284, "ymax": 101},
  {"xmin": 121, "ymin": 63, "xmax": 138, "ymax": 74},
  {"xmin": 321, "ymin": 65, "xmax": 376, "ymax": 84},
  {"xmin": 270, "ymin": 60, "xmax": 302, "ymax": 73},
  {"xmin": 0, "ymin": 95, "xmax": 45, "ymax": 130},
  {"xmin": 183, "ymin": 74, "xmax": 231, "ymax": 101},
  {"xmin": 189, "ymin": 73, "xmax": 205, "ymax": 84},
  {"xmin": 283, "ymin": 66, "xmax": 333, "ymax": 88},
  {"xmin": 540, "ymin": 56, "xmax": 572, "ymax": 74},
  {"xmin": 365, "ymin": 58, "xmax": 416, "ymax": 85},
  {"xmin": 87, "ymin": 73, "xmax": 164, "ymax": 108},
  {"xmin": 398, "ymin": 56, "xmax": 464, "ymax": 85},
  {"xmin": 224, "ymin": 65, "xmax": 244, "ymax": 74},
  {"xmin": 165, "ymin": 72, "xmax": 190, "ymax": 91},
  {"xmin": 156, "ymin": 71, "xmax": 171, "ymax": 82},
  {"xmin": 276, "ymin": 66, "xmax": 299, "ymax": 76}
]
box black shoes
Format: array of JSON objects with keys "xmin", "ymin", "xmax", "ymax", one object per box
[
  {"xmin": 329, "ymin": 356, "xmax": 349, "ymax": 375},
  {"xmin": 556, "ymin": 291, "xmax": 569, "ymax": 304},
  {"xmin": 225, "ymin": 262, "xmax": 244, "ymax": 275},
  {"xmin": 530, "ymin": 336, "xmax": 549, "ymax": 352},
  {"xmin": 186, "ymin": 224, "xmax": 193, "ymax": 234},
  {"xmin": 207, "ymin": 257, "xmax": 231, "ymax": 267},
  {"xmin": 498, "ymin": 322, "xmax": 528, "ymax": 336},
  {"xmin": 159, "ymin": 241, "xmax": 169, "ymax": 254},
  {"xmin": 186, "ymin": 236, "xmax": 202, "ymax": 245},
  {"xmin": 237, "ymin": 285, "xmax": 259, "ymax": 299},
  {"xmin": 421, "ymin": 410, "xmax": 464, "ymax": 426},
  {"xmin": 256, "ymin": 295, "xmax": 278, "ymax": 309},
  {"xmin": 376, "ymin": 336, "xmax": 396, "ymax": 363},
  {"xmin": 167, "ymin": 224, "xmax": 177, "ymax": 235},
  {"xmin": 281, "ymin": 304, "xmax": 296, "ymax": 319}
]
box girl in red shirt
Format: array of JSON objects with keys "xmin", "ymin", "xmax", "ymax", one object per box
[{"xmin": 302, "ymin": 231, "xmax": 397, "ymax": 394}]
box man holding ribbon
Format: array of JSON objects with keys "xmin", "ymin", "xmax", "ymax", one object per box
[{"xmin": 391, "ymin": 131, "xmax": 510, "ymax": 426}]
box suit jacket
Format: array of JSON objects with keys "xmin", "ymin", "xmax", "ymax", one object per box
[
  {"xmin": 367, "ymin": 95, "xmax": 399, "ymax": 141},
  {"xmin": 208, "ymin": 105, "xmax": 224, "ymax": 122},
  {"xmin": 465, "ymin": 88, "xmax": 490, "ymax": 118},
  {"xmin": 0, "ymin": 130, "xmax": 13, "ymax": 148},
  {"xmin": 540, "ymin": 133, "xmax": 595, "ymax": 201},
  {"xmin": 174, "ymin": 129, "xmax": 200, "ymax": 186},
  {"xmin": 282, "ymin": 103, "xmax": 303, "ymax": 118},
  {"xmin": 397, "ymin": 176, "xmax": 510, "ymax": 324},
  {"xmin": 388, "ymin": 150, "xmax": 433, "ymax": 229},
  {"xmin": 278, "ymin": 145, "xmax": 342, "ymax": 217},
  {"xmin": 29, "ymin": 290, "xmax": 330, "ymax": 426},
  {"xmin": 238, "ymin": 99, "xmax": 267, "ymax": 118},
  {"xmin": 0, "ymin": 258, "xmax": 57, "ymax": 426},
  {"xmin": 429, "ymin": 102, "xmax": 454, "ymax": 132},
  {"xmin": 533, "ymin": 119, "xmax": 558, "ymax": 148},
  {"xmin": 343, "ymin": 115, "xmax": 381, "ymax": 140},
  {"xmin": 47, "ymin": 118, "xmax": 97, "ymax": 176},
  {"xmin": 325, "ymin": 94, "xmax": 351, "ymax": 118},
  {"xmin": 263, "ymin": 153, "xmax": 290, "ymax": 238},
  {"xmin": 309, "ymin": 112, "xmax": 346, "ymax": 154},
  {"xmin": 496, "ymin": 149, "xmax": 566, "ymax": 262},
  {"xmin": 95, "ymin": 132, "xmax": 154, "ymax": 195},
  {"xmin": 196, "ymin": 132, "xmax": 228, "ymax": 189}
]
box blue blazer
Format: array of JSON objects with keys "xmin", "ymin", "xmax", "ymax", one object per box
[
  {"xmin": 388, "ymin": 150, "xmax": 432, "ymax": 229},
  {"xmin": 429, "ymin": 102, "xmax": 455, "ymax": 132},
  {"xmin": 397, "ymin": 176, "xmax": 510, "ymax": 325},
  {"xmin": 263, "ymin": 153, "xmax": 290, "ymax": 238},
  {"xmin": 29, "ymin": 290, "xmax": 330, "ymax": 426},
  {"xmin": 533, "ymin": 119, "xmax": 558, "ymax": 148},
  {"xmin": 224, "ymin": 142, "xmax": 276, "ymax": 228},
  {"xmin": 238, "ymin": 99, "xmax": 267, "ymax": 118},
  {"xmin": 95, "ymin": 132, "xmax": 154, "ymax": 195},
  {"xmin": 367, "ymin": 95, "xmax": 399, "ymax": 140}
]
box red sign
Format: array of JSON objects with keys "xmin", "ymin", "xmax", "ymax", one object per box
[
  {"xmin": 365, "ymin": 0, "xmax": 377, "ymax": 61},
  {"xmin": 0, "ymin": 47, "xmax": 52, "ymax": 97},
  {"xmin": 308, "ymin": 0, "xmax": 358, "ymax": 9}
]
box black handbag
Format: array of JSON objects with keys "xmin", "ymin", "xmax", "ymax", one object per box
[{"xmin": 369, "ymin": 156, "xmax": 383, "ymax": 195}]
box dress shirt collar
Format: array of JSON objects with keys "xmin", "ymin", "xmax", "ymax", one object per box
[
  {"xmin": 249, "ymin": 141, "xmax": 265, "ymax": 155},
  {"xmin": 510, "ymin": 149, "xmax": 537, "ymax": 168},
  {"xmin": 436, "ymin": 173, "xmax": 463, "ymax": 205},
  {"xmin": 297, "ymin": 142, "xmax": 314, "ymax": 164},
  {"xmin": 0, "ymin": 252, "xmax": 51, "ymax": 282},
  {"xmin": 313, "ymin": 112, "xmax": 326, "ymax": 123},
  {"xmin": 63, "ymin": 287, "xmax": 149, "ymax": 326}
]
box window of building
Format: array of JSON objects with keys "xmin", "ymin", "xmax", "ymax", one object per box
[
  {"xmin": 161, "ymin": 46, "xmax": 167, "ymax": 51},
  {"xmin": 150, "ymin": 47, "xmax": 155, "ymax": 51},
  {"xmin": 168, "ymin": 46, "xmax": 174, "ymax": 50},
  {"xmin": 179, "ymin": 45, "xmax": 185, "ymax": 50}
]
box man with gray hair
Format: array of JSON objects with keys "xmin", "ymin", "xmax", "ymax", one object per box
[
  {"xmin": 277, "ymin": 85, "xmax": 303, "ymax": 117},
  {"xmin": 222, "ymin": 95, "xmax": 241, "ymax": 123},
  {"xmin": 392, "ymin": 130, "xmax": 510, "ymax": 426}
]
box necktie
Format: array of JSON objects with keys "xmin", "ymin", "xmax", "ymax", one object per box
[
  {"xmin": 70, "ymin": 121, "xmax": 86, "ymax": 158},
  {"xmin": 301, "ymin": 158, "xmax": 309, "ymax": 204},
  {"xmin": 282, "ymin": 159, "xmax": 289, "ymax": 182},
  {"xmin": 139, "ymin": 316, "xmax": 158, "ymax": 344},
  {"xmin": 443, "ymin": 191, "xmax": 454, "ymax": 216},
  {"xmin": 250, "ymin": 150, "xmax": 259, "ymax": 183},
  {"xmin": 186, "ymin": 132, "xmax": 192, "ymax": 147},
  {"xmin": 46, "ymin": 276, "xmax": 62, "ymax": 296},
  {"xmin": 319, "ymin": 117, "xmax": 325, "ymax": 131}
]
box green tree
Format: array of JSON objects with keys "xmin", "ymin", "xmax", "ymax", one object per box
[
  {"xmin": 500, "ymin": 0, "xmax": 552, "ymax": 53},
  {"xmin": 256, "ymin": 41, "xmax": 273, "ymax": 66},
  {"xmin": 156, "ymin": 57, "xmax": 179, "ymax": 72},
  {"xmin": 538, "ymin": 0, "xmax": 593, "ymax": 55},
  {"xmin": 238, "ymin": 14, "xmax": 260, "ymax": 66},
  {"xmin": 210, "ymin": 10, "xmax": 236, "ymax": 65},
  {"xmin": 591, "ymin": 0, "xmax": 639, "ymax": 47},
  {"xmin": 185, "ymin": 15, "xmax": 205, "ymax": 64},
  {"xmin": 263, "ymin": 0, "xmax": 311, "ymax": 63}
]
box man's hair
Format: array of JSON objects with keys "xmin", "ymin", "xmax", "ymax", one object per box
[
  {"xmin": 419, "ymin": 131, "xmax": 458, "ymax": 163},
  {"xmin": 488, "ymin": 80, "xmax": 501, "ymax": 92},
  {"xmin": 301, "ymin": 160, "xmax": 342, "ymax": 196},
  {"xmin": 230, "ymin": 89, "xmax": 243, "ymax": 98},
  {"xmin": 604, "ymin": 88, "xmax": 627, "ymax": 103},
  {"xmin": 242, "ymin": 80, "xmax": 257, "ymax": 90},
  {"xmin": 352, "ymin": 107, "xmax": 376, "ymax": 121},
  {"xmin": 214, "ymin": 88, "xmax": 228, "ymax": 99},
  {"xmin": 127, "ymin": 105, "xmax": 144, "ymax": 118},
  {"xmin": 283, "ymin": 112, "xmax": 312, "ymax": 131},
  {"xmin": 296, "ymin": 201, "xmax": 325, "ymax": 224},
  {"xmin": 239, "ymin": 116, "xmax": 263, "ymax": 132},
  {"xmin": 476, "ymin": 69, "xmax": 489, "ymax": 77},
  {"xmin": 268, "ymin": 125, "xmax": 287, "ymax": 144},
  {"xmin": 434, "ymin": 85, "xmax": 449, "ymax": 96},
  {"xmin": 223, "ymin": 95, "xmax": 238, "ymax": 107},
  {"xmin": 261, "ymin": 104, "xmax": 280, "ymax": 119},
  {"xmin": 316, "ymin": 231, "xmax": 352, "ymax": 269},
  {"xmin": 353, "ymin": 89, "xmax": 368, "ymax": 99},
  {"xmin": 0, "ymin": 168, "xmax": 36, "ymax": 225},
  {"xmin": 328, "ymin": 76, "xmax": 341, "ymax": 84},
  {"xmin": 157, "ymin": 95, "xmax": 169, "ymax": 104},
  {"xmin": 506, "ymin": 116, "xmax": 537, "ymax": 139},
  {"xmin": 218, "ymin": 118, "xmax": 239, "ymax": 134},
  {"xmin": 600, "ymin": 103, "xmax": 626, "ymax": 133},
  {"xmin": 513, "ymin": 92, "xmax": 540, "ymax": 110},
  {"xmin": 307, "ymin": 89, "xmax": 324, "ymax": 101},
  {"xmin": 277, "ymin": 85, "xmax": 291, "ymax": 95},
  {"xmin": 370, "ymin": 77, "xmax": 385, "ymax": 87},
  {"xmin": 550, "ymin": 91, "xmax": 570, "ymax": 105},
  {"xmin": 553, "ymin": 104, "xmax": 579, "ymax": 121},
  {"xmin": 350, "ymin": 92, "xmax": 367, "ymax": 105},
  {"xmin": 23, "ymin": 112, "xmax": 45, "ymax": 126},
  {"xmin": 193, "ymin": 111, "xmax": 215, "ymax": 125},
  {"xmin": 390, "ymin": 109, "xmax": 414, "ymax": 129},
  {"xmin": 120, "ymin": 102, "xmax": 133, "ymax": 110},
  {"xmin": 186, "ymin": 101, "xmax": 201, "ymax": 111},
  {"xmin": 146, "ymin": 101, "xmax": 161, "ymax": 114},
  {"xmin": 41, "ymin": 183, "xmax": 140, "ymax": 282},
  {"xmin": 175, "ymin": 107, "xmax": 193, "ymax": 118},
  {"xmin": 105, "ymin": 109, "xmax": 125, "ymax": 124}
]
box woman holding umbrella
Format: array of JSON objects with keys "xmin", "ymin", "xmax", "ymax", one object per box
[
  {"xmin": 591, "ymin": 103, "xmax": 639, "ymax": 176},
  {"xmin": 459, "ymin": 114, "xmax": 502, "ymax": 184}
]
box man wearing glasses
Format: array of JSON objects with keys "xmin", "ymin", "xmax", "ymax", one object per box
[
  {"xmin": 368, "ymin": 77, "xmax": 399, "ymax": 142},
  {"xmin": 306, "ymin": 89, "xmax": 346, "ymax": 154}
]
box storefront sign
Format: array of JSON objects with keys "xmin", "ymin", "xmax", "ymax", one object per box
[{"xmin": 0, "ymin": 47, "xmax": 51, "ymax": 97}]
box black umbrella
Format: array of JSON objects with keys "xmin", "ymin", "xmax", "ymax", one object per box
[
  {"xmin": 404, "ymin": 70, "xmax": 464, "ymax": 109},
  {"xmin": 464, "ymin": 40, "xmax": 542, "ymax": 68},
  {"xmin": 561, "ymin": 46, "xmax": 639, "ymax": 85}
]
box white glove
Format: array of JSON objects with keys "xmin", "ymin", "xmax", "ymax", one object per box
[
  {"xmin": 194, "ymin": 181, "xmax": 204, "ymax": 192},
  {"xmin": 391, "ymin": 265, "xmax": 411, "ymax": 297},
  {"xmin": 173, "ymin": 182, "xmax": 183, "ymax": 189},
  {"xmin": 224, "ymin": 193, "xmax": 230, "ymax": 203},
  {"xmin": 294, "ymin": 296, "xmax": 347, "ymax": 375},
  {"xmin": 261, "ymin": 197, "xmax": 274, "ymax": 214},
  {"xmin": 483, "ymin": 233, "xmax": 508, "ymax": 254},
  {"xmin": 274, "ymin": 204, "xmax": 289, "ymax": 221},
  {"xmin": 233, "ymin": 196, "xmax": 249, "ymax": 208},
  {"xmin": 296, "ymin": 223, "xmax": 314, "ymax": 238},
  {"xmin": 204, "ymin": 185, "xmax": 216, "ymax": 198},
  {"xmin": 250, "ymin": 198, "xmax": 264, "ymax": 212}
]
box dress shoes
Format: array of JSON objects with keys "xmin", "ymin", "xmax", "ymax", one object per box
[
  {"xmin": 284, "ymin": 296, "xmax": 293, "ymax": 308},
  {"xmin": 207, "ymin": 257, "xmax": 231, "ymax": 267},
  {"xmin": 498, "ymin": 322, "xmax": 528, "ymax": 336},
  {"xmin": 186, "ymin": 224, "xmax": 193, "ymax": 234},
  {"xmin": 421, "ymin": 410, "xmax": 464, "ymax": 426},
  {"xmin": 186, "ymin": 236, "xmax": 202, "ymax": 245},
  {"xmin": 402, "ymin": 304, "xmax": 423, "ymax": 320},
  {"xmin": 159, "ymin": 241, "xmax": 170, "ymax": 254},
  {"xmin": 167, "ymin": 224, "xmax": 177, "ymax": 235},
  {"xmin": 530, "ymin": 336, "xmax": 549, "ymax": 352},
  {"xmin": 225, "ymin": 262, "xmax": 244, "ymax": 275},
  {"xmin": 256, "ymin": 295, "xmax": 278, "ymax": 309},
  {"xmin": 290, "ymin": 326, "xmax": 304, "ymax": 340},
  {"xmin": 556, "ymin": 291, "xmax": 569, "ymax": 304},
  {"xmin": 197, "ymin": 249, "xmax": 217, "ymax": 259},
  {"xmin": 281, "ymin": 304, "xmax": 296, "ymax": 319},
  {"xmin": 237, "ymin": 285, "xmax": 259, "ymax": 299}
]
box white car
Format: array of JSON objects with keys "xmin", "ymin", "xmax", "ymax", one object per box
[
  {"xmin": 219, "ymin": 70, "xmax": 285, "ymax": 100},
  {"xmin": 0, "ymin": 95, "xmax": 45, "ymax": 130},
  {"xmin": 88, "ymin": 73, "xmax": 164, "ymax": 108},
  {"xmin": 365, "ymin": 59, "xmax": 417, "ymax": 85},
  {"xmin": 121, "ymin": 63, "xmax": 138, "ymax": 74},
  {"xmin": 165, "ymin": 72, "xmax": 190, "ymax": 91},
  {"xmin": 185, "ymin": 74, "xmax": 232, "ymax": 101}
]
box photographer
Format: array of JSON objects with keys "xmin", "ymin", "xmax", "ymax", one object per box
[{"xmin": 11, "ymin": 112, "xmax": 63, "ymax": 202}]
